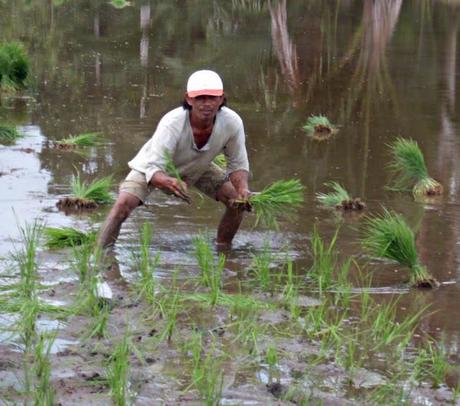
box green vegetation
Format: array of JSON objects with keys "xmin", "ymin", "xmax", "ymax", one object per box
[
  {"xmin": 54, "ymin": 132, "xmax": 105, "ymax": 148},
  {"xmin": 303, "ymin": 115, "xmax": 337, "ymax": 139},
  {"xmin": 0, "ymin": 124, "xmax": 21, "ymax": 144},
  {"xmin": 57, "ymin": 174, "xmax": 113, "ymax": 210},
  {"xmin": 106, "ymin": 332, "xmax": 132, "ymax": 405},
  {"xmin": 110, "ymin": 0, "xmax": 131, "ymax": 9},
  {"xmin": 316, "ymin": 181, "xmax": 365, "ymax": 210},
  {"xmin": 0, "ymin": 42, "xmax": 30, "ymax": 93},
  {"xmin": 361, "ymin": 208, "xmax": 439, "ymax": 288},
  {"xmin": 44, "ymin": 226, "xmax": 95, "ymax": 249},
  {"xmin": 247, "ymin": 179, "xmax": 305, "ymax": 228},
  {"xmin": 212, "ymin": 153, "xmax": 226, "ymax": 169},
  {"xmin": 387, "ymin": 137, "xmax": 443, "ymax": 197}
]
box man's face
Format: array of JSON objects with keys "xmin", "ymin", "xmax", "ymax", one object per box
[{"xmin": 185, "ymin": 94, "xmax": 224, "ymax": 121}]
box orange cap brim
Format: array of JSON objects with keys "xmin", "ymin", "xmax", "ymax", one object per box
[{"xmin": 187, "ymin": 89, "xmax": 223, "ymax": 98}]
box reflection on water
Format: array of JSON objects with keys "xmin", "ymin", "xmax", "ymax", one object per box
[{"xmin": 1, "ymin": 0, "xmax": 460, "ymax": 366}]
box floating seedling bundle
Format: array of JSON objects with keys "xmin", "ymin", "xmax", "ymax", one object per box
[
  {"xmin": 0, "ymin": 42, "xmax": 30, "ymax": 93},
  {"xmin": 303, "ymin": 115, "xmax": 337, "ymax": 140},
  {"xmin": 387, "ymin": 137, "xmax": 443, "ymax": 197},
  {"xmin": 316, "ymin": 181, "xmax": 365, "ymax": 211},
  {"xmin": 57, "ymin": 174, "xmax": 113, "ymax": 211},
  {"xmin": 0, "ymin": 124, "xmax": 21, "ymax": 144},
  {"xmin": 245, "ymin": 179, "xmax": 305, "ymax": 228},
  {"xmin": 361, "ymin": 208, "xmax": 439, "ymax": 288},
  {"xmin": 54, "ymin": 132, "xmax": 105, "ymax": 150},
  {"xmin": 44, "ymin": 226, "xmax": 95, "ymax": 249}
]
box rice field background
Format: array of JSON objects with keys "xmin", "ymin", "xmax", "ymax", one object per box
[{"xmin": 1, "ymin": 1, "xmax": 460, "ymax": 404}]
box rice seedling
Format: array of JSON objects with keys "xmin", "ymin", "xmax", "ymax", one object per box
[
  {"xmin": 412, "ymin": 340, "xmax": 450, "ymax": 388},
  {"xmin": 387, "ymin": 137, "xmax": 443, "ymax": 197},
  {"xmin": 0, "ymin": 124, "xmax": 21, "ymax": 144},
  {"xmin": 246, "ymin": 179, "xmax": 305, "ymax": 228},
  {"xmin": 316, "ymin": 181, "xmax": 365, "ymax": 211},
  {"xmin": 33, "ymin": 332, "xmax": 56, "ymax": 406},
  {"xmin": 250, "ymin": 241, "xmax": 274, "ymax": 293},
  {"xmin": 57, "ymin": 173, "xmax": 113, "ymax": 210},
  {"xmin": 0, "ymin": 42, "xmax": 30, "ymax": 93},
  {"xmin": 43, "ymin": 226, "xmax": 95, "ymax": 249},
  {"xmin": 159, "ymin": 289, "xmax": 181, "ymax": 344},
  {"xmin": 308, "ymin": 226, "xmax": 340, "ymax": 294},
  {"xmin": 212, "ymin": 153, "xmax": 226, "ymax": 169},
  {"xmin": 361, "ymin": 208, "xmax": 439, "ymax": 288},
  {"xmin": 106, "ymin": 331, "xmax": 132, "ymax": 406},
  {"xmin": 302, "ymin": 115, "xmax": 337, "ymax": 140},
  {"xmin": 209, "ymin": 254, "xmax": 224, "ymax": 307},
  {"xmin": 54, "ymin": 132, "xmax": 105, "ymax": 149},
  {"xmin": 163, "ymin": 149, "xmax": 191, "ymax": 203},
  {"xmin": 265, "ymin": 344, "xmax": 280, "ymax": 383},
  {"xmin": 133, "ymin": 223, "xmax": 160, "ymax": 305},
  {"xmin": 194, "ymin": 349, "xmax": 224, "ymax": 405}
]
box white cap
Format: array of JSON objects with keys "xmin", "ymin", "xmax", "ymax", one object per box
[{"xmin": 186, "ymin": 70, "xmax": 224, "ymax": 98}]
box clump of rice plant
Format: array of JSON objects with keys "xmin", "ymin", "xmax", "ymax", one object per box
[
  {"xmin": 57, "ymin": 174, "xmax": 113, "ymax": 211},
  {"xmin": 316, "ymin": 181, "xmax": 366, "ymax": 211},
  {"xmin": 54, "ymin": 132, "xmax": 105, "ymax": 149},
  {"xmin": 0, "ymin": 124, "xmax": 21, "ymax": 144},
  {"xmin": 0, "ymin": 42, "xmax": 30, "ymax": 93},
  {"xmin": 110, "ymin": 0, "xmax": 131, "ymax": 8},
  {"xmin": 303, "ymin": 115, "xmax": 337, "ymax": 140},
  {"xmin": 33, "ymin": 332, "xmax": 56, "ymax": 405},
  {"xmin": 213, "ymin": 153, "xmax": 226, "ymax": 169},
  {"xmin": 44, "ymin": 226, "xmax": 95, "ymax": 249},
  {"xmin": 387, "ymin": 137, "xmax": 443, "ymax": 197},
  {"xmin": 246, "ymin": 179, "xmax": 304, "ymax": 228},
  {"xmin": 106, "ymin": 331, "xmax": 132, "ymax": 405},
  {"xmin": 361, "ymin": 208, "xmax": 439, "ymax": 288}
]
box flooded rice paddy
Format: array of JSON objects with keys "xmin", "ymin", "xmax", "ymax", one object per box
[{"xmin": 1, "ymin": 0, "xmax": 460, "ymax": 404}]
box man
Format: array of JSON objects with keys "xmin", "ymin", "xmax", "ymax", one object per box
[{"xmin": 98, "ymin": 69, "xmax": 250, "ymax": 249}]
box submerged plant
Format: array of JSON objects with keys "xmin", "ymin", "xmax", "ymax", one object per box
[
  {"xmin": 57, "ymin": 174, "xmax": 113, "ymax": 210},
  {"xmin": 54, "ymin": 132, "xmax": 105, "ymax": 149},
  {"xmin": 44, "ymin": 226, "xmax": 95, "ymax": 249},
  {"xmin": 0, "ymin": 124, "xmax": 21, "ymax": 144},
  {"xmin": 387, "ymin": 137, "xmax": 443, "ymax": 197},
  {"xmin": 247, "ymin": 179, "xmax": 304, "ymax": 228},
  {"xmin": 316, "ymin": 181, "xmax": 365, "ymax": 211},
  {"xmin": 303, "ymin": 115, "xmax": 337, "ymax": 140},
  {"xmin": 361, "ymin": 208, "xmax": 439, "ymax": 288},
  {"xmin": 0, "ymin": 42, "xmax": 30, "ymax": 92}
]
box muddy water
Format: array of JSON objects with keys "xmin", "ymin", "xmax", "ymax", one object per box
[{"xmin": 1, "ymin": 0, "xmax": 460, "ymax": 403}]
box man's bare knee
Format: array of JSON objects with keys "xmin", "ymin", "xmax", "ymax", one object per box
[{"xmin": 110, "ymin": 192, "xmax": 141, "ymax": 221}]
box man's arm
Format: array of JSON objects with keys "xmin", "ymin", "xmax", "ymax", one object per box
[{"xmin": 229, "ymin": 169, "xmax": 250, "ymax": 201}]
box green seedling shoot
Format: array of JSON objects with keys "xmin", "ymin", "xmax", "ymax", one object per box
[{"xmin": 316, "ymin": 181, "xmax": 365, "ymax": 210}]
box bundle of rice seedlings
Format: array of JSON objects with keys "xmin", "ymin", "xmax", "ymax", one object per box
[
  {"xmin": 361, "ymin": 208, "xmax": 439, "ymax": 288},
  {"xmin": 213, "ymin": 153, "xmax": 226, "ymax": 169},
  {"xmin": 44, "ymin": 226, "xmax": 95, "ymax": 249},
  {"xmin": 0, "ymin": 42, "xmax": 29, "ymax": 92},
  {"xmin": 0, "ymin": 124, "xmax": 21, "ymax": 144},
  {"xmin": 57, "ymin": 174, "xmax": 113, "ymax": 210},
  {"xmin": 387, "ymin": 137, "xmax": 443, "ymax": 197},
  {"xmin": 316, "ymin": 181, "xmax": 366, "ymax": 210},
  {"xmin": 247, "ymin": 179, "xmax": 305, "ymax": 228},
  {"xmin": 303, "ymin": 115, "xmax": 337, "ymax": 140},
  {"xmin": 110, "ymin": 0, "xmax": 131, "ymax": 8},
  {"xmin": 54, "ymin": 132, "xmax": 104, "ymax": 149}
]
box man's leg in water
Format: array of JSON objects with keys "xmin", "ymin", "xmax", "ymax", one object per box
[
  {"xmin": 97, "ymin": 191, "xmax": 141, "ymax": 249},
  {"xmin": 216, "ymin": 181, "xmax": 245, "ymax": 246}
]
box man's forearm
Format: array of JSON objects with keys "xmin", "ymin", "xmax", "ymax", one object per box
[{"xmin": 229, "ymin": 170, "xmax": 249, "ymax": 196}]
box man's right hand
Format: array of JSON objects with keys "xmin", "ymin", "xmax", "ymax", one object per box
[{"xmin": 150, "ymin": 172, "xmax": 191, "ymax": 204}]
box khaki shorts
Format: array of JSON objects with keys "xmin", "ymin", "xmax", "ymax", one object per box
[{"xmin": 119, "ymin": 165, "xmax": 227, "ymax": 203}]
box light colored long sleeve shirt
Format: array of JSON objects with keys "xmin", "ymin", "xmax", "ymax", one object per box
[{"xmin": 128, "ymin": 106, "xmax": 249, "ymax": 185}]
